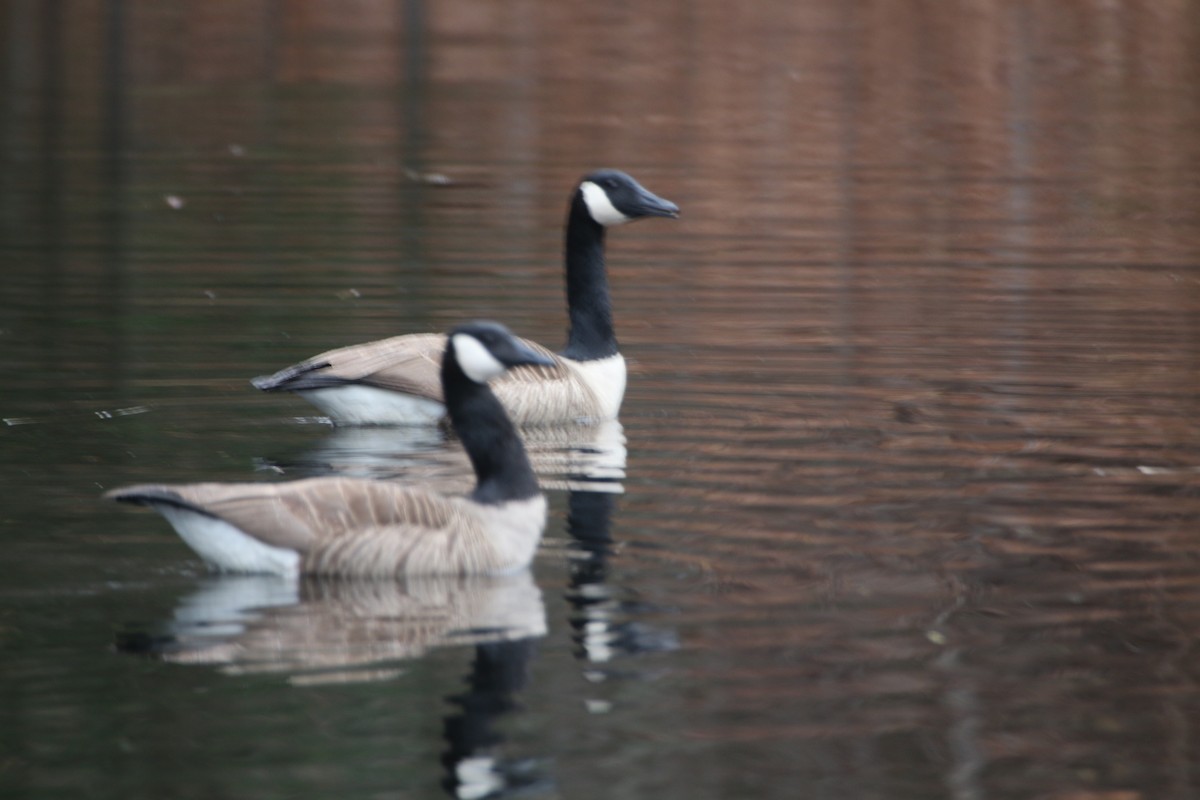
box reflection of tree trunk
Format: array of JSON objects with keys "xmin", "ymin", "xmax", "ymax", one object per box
[
  {"xmin": 1155, "ymin": 591, "xmax": 1196, "ymax": 800},
  {"xmin": 441, "ymin": 638, "xmax": 540, "ymax": 798},
  {"xmin": 833, "ymin": 1, "xmax": 858, "ymax": 383},
  {"xmin": 103, "ymin": 0, "xmax": 128, "ymax": 392},
  {"xmin": 937, "ymin": 648, "xmax": 984, "ymax": 800},
  {"xmin": 38, "ymin": 1, "xmax": 65, "ymax": 379},
  {"xmin": 398, "ymin": 0, "xmax": 433, "ymax": 327}
]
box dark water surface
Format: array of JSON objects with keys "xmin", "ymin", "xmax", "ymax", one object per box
[{"xmin": 5, "ymin": 2, "xmax": 1200, "ymax": 798}]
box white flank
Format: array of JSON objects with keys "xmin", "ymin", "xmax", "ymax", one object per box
[
  {"xmin": 483, "ymin": 495, "xmax": 549, "ymax": 573},
  {"xmin": 580, "ymin": 181, "xmax": 632, "ymax": 226},
  {"xmin": 158, "ymin": 505, "xmax": 301, "ymax": 576},
  {"xmin": 570, "ymin": 353, "xmax": 627, "ymax": 419},
  {"xmin": 298, "ymin": 385, "xmax": 445, "ymax": 425},
  {"xmin": 451, "ymin": 333, "xmax": 507, "ymax": 383}
]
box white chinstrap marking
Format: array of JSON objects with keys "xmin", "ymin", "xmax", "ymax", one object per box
[
  {"xmin": 298, "ymin": 385, "xmax": 445, "ymax": 425},
  {"xmin": 452, "ymin": 333, "xmax": 508, "ymax": 383},
  {"xmin": 158, "ymin": 505, "xmax": 301, "ymax": 576},
  {"xmin": 580, "ymin": 182, "xmax": 632, "ymax": 227}
]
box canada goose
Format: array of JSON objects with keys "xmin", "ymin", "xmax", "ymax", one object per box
[
  {"xmin": 251, "ymin": 169, "xmax": 679, "ymax": 425},
  {"xmin": 105, "ymin": 321, "xmax": 554, "ymax": 577}
]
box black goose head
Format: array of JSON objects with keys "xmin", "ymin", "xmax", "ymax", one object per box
[
  {"xmin": 447, "ymin": 321, "xmax": 556, "ymax": 384},
  {"xmin": 577, "ymin": 169, "xmax": 679, "ymax": 227}
]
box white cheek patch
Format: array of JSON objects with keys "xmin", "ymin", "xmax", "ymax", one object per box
[
  {"xmin": 580, "ymin": 182, "xmax": 632, "ymax": 226},
  {"xmin": 452, "ymin": 333, "xmax": 507, "ymax": 383}
]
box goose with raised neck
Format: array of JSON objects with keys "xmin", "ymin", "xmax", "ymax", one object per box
[
  {"xmin": 250, "ymin": 169, "xmax": 678, "ymax": 425},
  {"xmin": 105, "ymin": 322, "xmax": 554, "ymax": 577}
]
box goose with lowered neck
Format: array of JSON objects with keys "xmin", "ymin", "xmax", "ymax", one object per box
[
  {"xmin": 251, "ymin": 169, "xmax": 678, "ymax": 425},
  {"xmin": 105, "ymin": 322, "xmax": 554, "ymax": 578}
]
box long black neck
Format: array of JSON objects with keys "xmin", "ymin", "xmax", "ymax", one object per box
[
  {"xmin": 443, "ymin": 350, "xmax": 540, "ymax": 504},
  {"xmin": 562, "ymin": 192, "xmax": 618, "ymax": 361}
]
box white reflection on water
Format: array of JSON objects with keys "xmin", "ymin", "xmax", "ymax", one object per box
[
  {"xmin": 122, "ymin": 571, "xmax": 545, "ymax": 686},
  {"xmin": 255, "ymin": 419, "xmax": 628, "ymax": 494},
  {"xmin": 118, "ymin": 571, "xmax": 552, "ymax": 798}
]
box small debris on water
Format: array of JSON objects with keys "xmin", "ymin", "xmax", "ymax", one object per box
[
  {"xmin": 403, "ymin": 167, "xmax": 452, "ymax": 185},
  {"xmin": 164, "ymin": 194, "xmax": 186, "ymax": 210},
  {"xmin": 228, "ymin": 143, "xmax": 246, "ymax": 157}
]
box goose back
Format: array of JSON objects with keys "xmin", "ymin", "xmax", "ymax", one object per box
[
  {"xmin": 272, "ymin": 334, "xmax": 621, "ymax": 425},
  {"xmin": 107, "ymin": 478, "xmax": 547, "ymax": 577}
]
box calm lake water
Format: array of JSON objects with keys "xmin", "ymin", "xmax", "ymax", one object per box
[{"xmin": 5, "ymin": 2, "xmax": 1200, "ymax": 798}]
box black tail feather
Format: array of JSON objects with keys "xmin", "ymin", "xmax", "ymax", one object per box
[
  {"xmin": 251, "ymin": 361, "xmax": 336, "ymax": 392},
  {"xmin": 104, "ymin": 486, "xmax": 220, "ymax": 518}
]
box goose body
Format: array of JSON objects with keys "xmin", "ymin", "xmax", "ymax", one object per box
[
  {"xmin": 252, "ymin": 169, "xmax": 677, "ymax": 425},
  {"xmin": 106, "ymin": 322, "xmax": 553, "ymax": 577},
  {"xmin": 270, "ymin": 333, "xmax": 625, "ymax": 426}
]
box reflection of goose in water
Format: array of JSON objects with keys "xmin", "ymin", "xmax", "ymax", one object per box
[
  {"xmin": 118, "ymin": 572, "xmax": 551, "ymax": 797},
  {"xmin": 256, "ymin": 419, "xmax": 628, "ymax": 495},
  {"xmin": 442, "ymin": 640, "xmax": 552, "ymax": 799},
  {"xmin": 117, "ymin": 570, "xmax": 546, "ymax": 686},
  {"xmin": 565, "ymin": 490, "xmax": 678, "ymax": 667},
  {"xmin": 538, "ymin": 419, "xmax": 626, "ymax": 494}
]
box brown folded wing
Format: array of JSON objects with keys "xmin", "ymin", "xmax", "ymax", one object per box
[
  {"xmin": 315, "ymin": 334, "xmax": 600, "ymax": 423},
  {"xmin": 143, "ymin": 478, "xmax": 488, "ymax": 576},
  {"xmin": 308, "ymin": 333, "xmax": 448, "ymax": 400}
]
